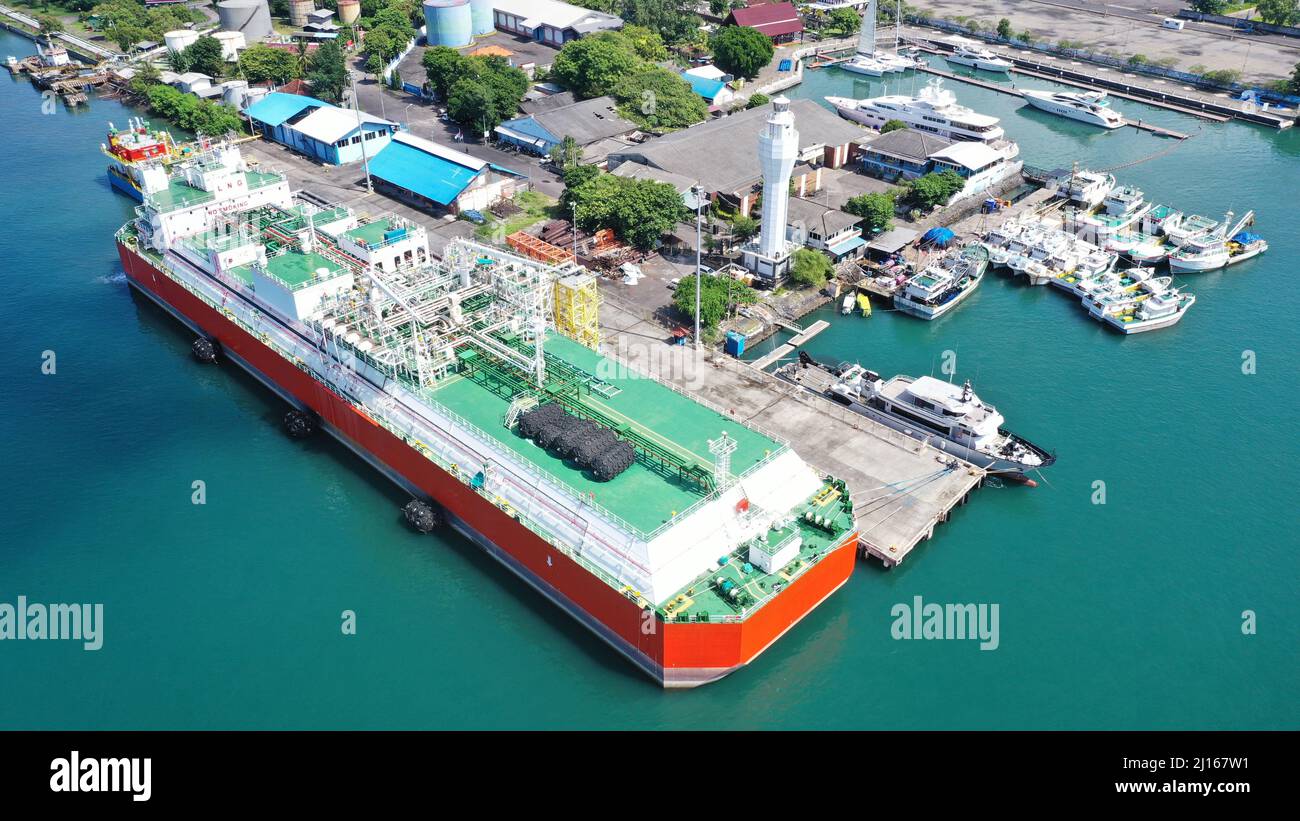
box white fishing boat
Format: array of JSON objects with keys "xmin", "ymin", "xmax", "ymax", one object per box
[
  {"xmin": 1163, "ymin": 212, "xmax": 1219, "ymax": 244},
  {"xmin": 1022, "ymin": 89, "xmax": 1125, "ymax": 128},
  {"xmin": 894, "ymin": 243, "xmax": 990, "ymax": 319},
  {"xmin": 1056, "ymin": 169, "xmax": 1117, "ymax": 209},
  {"xmin": 841, "ymin": 294, "xmax": 855, "ymax": 314},
  {"xmin": 1086, "ymin": 278, "xmax": 1195, "ymax": 334},
  {"xmin": 1168, "ymin": 211, "xmax": 1262, "ymax": 273},
  {"xmin": 1067, "ymin": 184, "xmax": 1152, "ymax": 245},
  {"xmin": 945, "ymin": 39, "xmax": 1013, "ymax": 72}
]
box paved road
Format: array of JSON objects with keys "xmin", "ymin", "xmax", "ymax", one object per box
[{"xmin": 344, "ymin": 56, "xmax": 563, "ymax": 200}]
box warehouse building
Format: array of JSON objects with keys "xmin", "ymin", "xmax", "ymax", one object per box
[{"xmin": 244, "ymin": 92, "xmax": 397, "ymax": 165}]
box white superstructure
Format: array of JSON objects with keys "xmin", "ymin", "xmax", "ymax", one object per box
[{"xmin": 1023, "ymin": 89, "xmax": 1125, "ymax": 129}]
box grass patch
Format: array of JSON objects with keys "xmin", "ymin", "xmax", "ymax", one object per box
[{"xmin": 474, "ymin": 190, "xmax": 560, "ymax": 240}]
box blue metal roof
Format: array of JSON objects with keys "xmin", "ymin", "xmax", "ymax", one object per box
[
  {"xmin": 367, "ymin": 139, "xmax": 483, "ymax": 206},
  {"xmin": 827, "ymin": 235, "xmax": 866, "ymax": 255},
  {"xmin": 245, "ymin": 92, "xmax": 332, "ymax": 127},
  {"xmin": 683, "ymin": 74, "xmax": 727, "ymax": 101},
  {"xmin": 497, "ymin": 115, "xmax": 558, "ymax": 147}
]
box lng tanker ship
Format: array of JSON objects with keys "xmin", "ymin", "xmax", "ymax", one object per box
[{"xmin": 113, "ymin": 144, "xmax": 859, "ymax": 687}]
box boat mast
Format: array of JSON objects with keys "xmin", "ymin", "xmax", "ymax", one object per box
[{"xmin": 858, "ymin": 0, "xmax": 877, "ymax": 57}]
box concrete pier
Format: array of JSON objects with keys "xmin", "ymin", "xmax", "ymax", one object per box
[{"xmin": 600, "ymin": 296, "xmax": 985, "ymax": 568}]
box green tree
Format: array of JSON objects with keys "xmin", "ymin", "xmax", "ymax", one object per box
[
  {"xmin": 789, "ymin": 248, "xmax": 832, "ymax": 287},
  {"xmin": 710, "ymin": 25, "xmax": 774, "ymax": 80},
  {"xmin": 447, "ymin": 79, "xmax": 498, "ymax": 134},
  {"xmin": 1189, "ymin": 1, "xmax": 1228, "ymax": 13},
  {"xmin": 881, "ymin": 118, "xmax": 907, "ymax": 133},
  {"xmin": 996, "ymin": 18, "xmax": 1012, "ymax": 39},
  {"xmin": 843, "ymin": 191, "xmax": 896, "ymax": 234},
  {"xmin": 1290, "ymin": 61, "xmax": 1300, "ymax": 95},
  {"xmin": 548, "ymin": 135, "xmax": 582, "ymax": 169},
  {"xmin": 308, "ymin": 39, "xmax": 347, "ymax": 103},
  {"xmin": 1256, "ymin": 0, "xmax": 1299, "ymax": 26},
  {"xmin": 731, "ymin": 214, "xmax": 758, "ymax": 243},
  {"xmin": 238, "ymin": 44, "xmax": 301, "ymax": 84},
  {"xmin": 827, "ymin": 7, "xmax": 859, "ymax": 34},
  {"xmin": 618, "ymin": 0, "xmax": 697, "ymax": 44},
  {"xmin": 620, "ymin": 23, "xmax": 669, "ymax": 61},
  {"xmin": 181, "ymin": 35, "xmax": 227, "ymax": 78},
  {"xmin": 612, "ymin": 179, "xmax": 688, "ymax": 249},
  {"xmin": 422, "ymin": 46, "xmax": 467, "ymax": 99},
  {"xmin": 552, "ymin": 32, "xmax": 641, "ymax": 98},
  {"xmin": 33, "ymin": 12, "xmax": 63, "ymax": 43},
  {"xmin": 672, "ymin": 273, "xmax": 758, "ymax": 331},
  {"xmin": 906, "ymin": 170, "xmax": 965, "ymax": 209},
  {"xmin": 745, "ymin": 92, "xmax": 770, "ymax": 109},
  {"xmin": 612, "ymin": 65, "xmax": 708, "ymax": 130}
]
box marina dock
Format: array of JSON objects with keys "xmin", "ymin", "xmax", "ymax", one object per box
[
  {"xmin": 748, "ymin": 319, "xmax": 828, "ymax": 370},
  {"xmin": 915, "ymin": 64, "xmax": 1194, "ymax": 138},
  {"xmin": 600, "ymin": 297, "xmax": 985, "ymax": 568}
]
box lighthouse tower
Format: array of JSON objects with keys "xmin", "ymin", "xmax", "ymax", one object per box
[{"xmin": 744, "ymin": 96, "xmax": 799, "ymax": 284}]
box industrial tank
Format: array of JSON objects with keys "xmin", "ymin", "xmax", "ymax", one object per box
[
  {"xmin": 423, "ymin": 0, "xmax": 472, "ymax": 48},
  {"xmin": 212, "ymin": 30, "xmax": 246, "ymax": 62},
  {"xmin": 163, "ymin": 29, "xmax": 199, "ymax": 53},
  {"xmin": 288, "ymin": 0, "xmax": 315, "ymax": 28},
  {"xmin": 216, "ymin": 0, "xmax": 273, "ymax": 43},
  {"xmin": 336, "ymin": 0, "xmax": 361, "ymax": 25},
  {"xmin": 468, "ymin": 0, "xmax": 494, "ymax": 36},
  {"xmin": 222, "ymin": 79, "xmax": 249, "ymax": 109}
]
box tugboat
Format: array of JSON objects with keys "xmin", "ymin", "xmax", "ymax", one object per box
[
  {"xmin": 103, "ymin": 118, "xmax": 182, "ymax": 201},
  {"xmin": 778, "ymin": 355, "xmax": 1054, "ymax": 477}
]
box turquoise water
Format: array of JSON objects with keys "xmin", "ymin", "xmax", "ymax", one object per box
[{"xmin": 2, "ymin": 33, "xmax": 1296, "ymax": 729}]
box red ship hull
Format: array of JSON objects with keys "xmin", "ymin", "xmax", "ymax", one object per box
[{"xmin": 117, "ymin": 241, "xmax": 859, "ymax": 687}]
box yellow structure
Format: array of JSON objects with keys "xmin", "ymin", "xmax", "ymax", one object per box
[{"xmin": 553, "ymin": 272, "xmax": 600, "ymax": 351}]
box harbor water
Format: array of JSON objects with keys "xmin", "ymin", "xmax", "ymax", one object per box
[{"xmin": 1, "ymin": 31, "xmax": 1296, "ymax": 728}]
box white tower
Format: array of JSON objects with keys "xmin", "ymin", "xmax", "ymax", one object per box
[
  {"xmin": 744, "ymin": 96, "xmax": 799, "ymax": 284},
  {"xmin": 757, "ymin": 96, "xmax": 798, "ymax": 257}
]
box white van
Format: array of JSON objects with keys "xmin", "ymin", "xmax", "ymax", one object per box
[{"xmin": 1162, "ymin": 18, "xmax": 1185, "ymax": 31}]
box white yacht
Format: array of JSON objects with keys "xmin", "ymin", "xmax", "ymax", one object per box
[
  {"xmin": 1022, "ymin": 89, "xmax": 1125, "ymax": 129},
  {"xmin": 894, "ymin": 243, "xmax": 989, "ymax": 319},
  {"xmin": 827, "ymin": 78, "xmax": 1017, "ymax": 162},
  {"xmin": 945, "ymin": 40, "xmax": 1013, "ymax": 72},
  {"xmin": 778, "ymin": 358, "xmax": 1054, "ymax": 477},
  {"xmin": 840, "ymin": 1, "xmax": 893, "ymax": 77}
]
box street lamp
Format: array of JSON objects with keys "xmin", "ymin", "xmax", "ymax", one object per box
[
  {"xmin": 693, "ymin": 184, "xmax": 704, "ymax": 350},
  {"xmin": 348, "ymin": 70, "xmax": 373, "ymax": 193}
]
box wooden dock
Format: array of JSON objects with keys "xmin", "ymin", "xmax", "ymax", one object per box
[{"xmin": 749, "ymin": 319, "xmax": 830, "ymax": 370}]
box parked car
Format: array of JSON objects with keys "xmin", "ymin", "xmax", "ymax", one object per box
[{"xmin": 462, "ymin": 210, "xmax": 486, "ymax": 225}]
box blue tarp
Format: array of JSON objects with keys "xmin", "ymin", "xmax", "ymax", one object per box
[
  {"xmin": 244, "ymin": 92, "xmax": 330, "ymax": 127},
  {"xmin": 1232, "ymin": 231, "xmax": 1261, "ymax": 243},
  {"xmin": 923, "ymin": 227, "xmax": 956, "ymax": 245},
  {"xmin": 778, "ymin": 59, "xmax": 793, "ymax": 71},
  {"xmin": 367, "ymin": 139, "xmax": 481, "ymax": 206}
]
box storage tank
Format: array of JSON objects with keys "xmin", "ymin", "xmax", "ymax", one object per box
[
  {"xmin": 288, "ymin": 0, "xmax": 315, "ymax": 28},
  {"xmin": 423, "ymin": 0, "xmax": 472, "ymax": 47},
  {"xmin": 213, "ymin": 30, "xmax": 246, "ymax": 62},
  {"xmin": 468, "ymin": 0, "xmax": 493, "ymax": 36},
  {"xmin": 216, "ymin": 0, "xmax": 273, "ymax": 43},
  {"xmin": 336, "ymin": 0, "xmax": 360, "ymax": 25},
  {"xmin": 164, "ymin": 29, "xmax": 199, "ymax": 53},
  {"xmin": 222, "ymin": 79, "xmax": 250, "ymax": 109}
]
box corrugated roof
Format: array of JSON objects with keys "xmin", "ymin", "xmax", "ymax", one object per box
[
  {"xmin": 683, "ymin": 74, "xmax": 728, "ymax": 101},
  {"xmin": 245, "ymin": 91, "xmax": 330, "ymax": 127},
  {"xmin": 504, "ymin": 95, "xmax": 638, "ymax": 147},
  {"xmin": 861, "ymin": 128, "xmax": 954, "ymax": 162},
  {"xmin": 289, "ymin": 106, "xmax": 393, "ymax": 144},
  {"xmin": 725, "ymin": 3, "xmax": 805, "ymax": 37},
  {"xmin": 367, "ymin": 133, "xmax": 486, "ymax": 205},
  {"xmin": 929, "ymin": 140, "xmax": 1001, "ymax": 170}
]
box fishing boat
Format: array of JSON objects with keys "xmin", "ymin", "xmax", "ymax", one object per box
[
  {"xmin": 1163, "ymin": 213, "xmax": 1220, "ymax": 244},
  {"xmin": 841, "ymin": 294, "xmax": 855, "ymax": 314},
  {"xmin": 1055, "ymin": 168, "xmax": 1116, "ymax": 209},
  {"xmin": 1167, "ymin": 211, "xmax": 1262, "ymax": 273},
  {"xmin": 103, "ymin": 117, "xmax": 181, "ymax": 202},
  {"xmin": 1067, "ymin": 184, "xmax": 1152, "ymax": 245},
  {"xmin": 894, "ymin": 243, "xmax": 989, "ymax": 319},
  {"xmin": 856, "ymin": 292, "xmax": 873, "ymax": 316},
  {"xmin": 1086, "ymin": 278, "xmax": 1195, "ymax": 334}
]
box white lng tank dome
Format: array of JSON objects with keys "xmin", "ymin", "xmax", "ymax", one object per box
[
  {"xmin": 212, "ymin": 30, "xmax": 246, "ymax": 61},
  {"xmin": 216, "ymin": 0, "xmax": 273, "ymax": 43},
  {"xmin": 164, "ymin": 29, "xmax": 199, "ymax": 53}
]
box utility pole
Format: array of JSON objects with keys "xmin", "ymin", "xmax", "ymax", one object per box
[
  {"xmin": 693, "ymin": 184, "xmax": 703, "ymax": 349},
  {"xmin": 571, "ymin": 200, "xmax": 579, "ymax": 262},
  {"xmin": 349, "ymin": 70, "xmax": 373, "ymax": 193}
]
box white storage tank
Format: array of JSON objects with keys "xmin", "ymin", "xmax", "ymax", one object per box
[
  {"xmin": 423, "ymin": 0, "xmax": 472, "ymax": 48},
  {"xmin": 213, "ymin": 30, "xmax": 246, "ymax": 62},
  {"xmin": 164, "ymin": 29, "xmax": 200, "ymax": 53},
  {"xmin": 222, "ymin": 79, "xmax": 250, "ymax": 108},
  {"xmin": 216, "ymin": 0, "xmax": 274, "ymax": 43},
  {"xmin": 468, "ymin": 0, "xmax": 493, "ymax": 36}
]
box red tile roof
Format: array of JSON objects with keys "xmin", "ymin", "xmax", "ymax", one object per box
[{"xmin": 725, "ymin": 3, "xmax": 804, "ymax": 38}]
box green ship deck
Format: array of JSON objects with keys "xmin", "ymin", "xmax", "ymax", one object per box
[{"xmin": 426, "ymin": 333, "xmax": 785, "ymax": 536}]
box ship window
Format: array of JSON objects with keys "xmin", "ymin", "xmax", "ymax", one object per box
[{"xmin": 889, "ymin": 404, "xmax": 950, "ymax": 435}]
